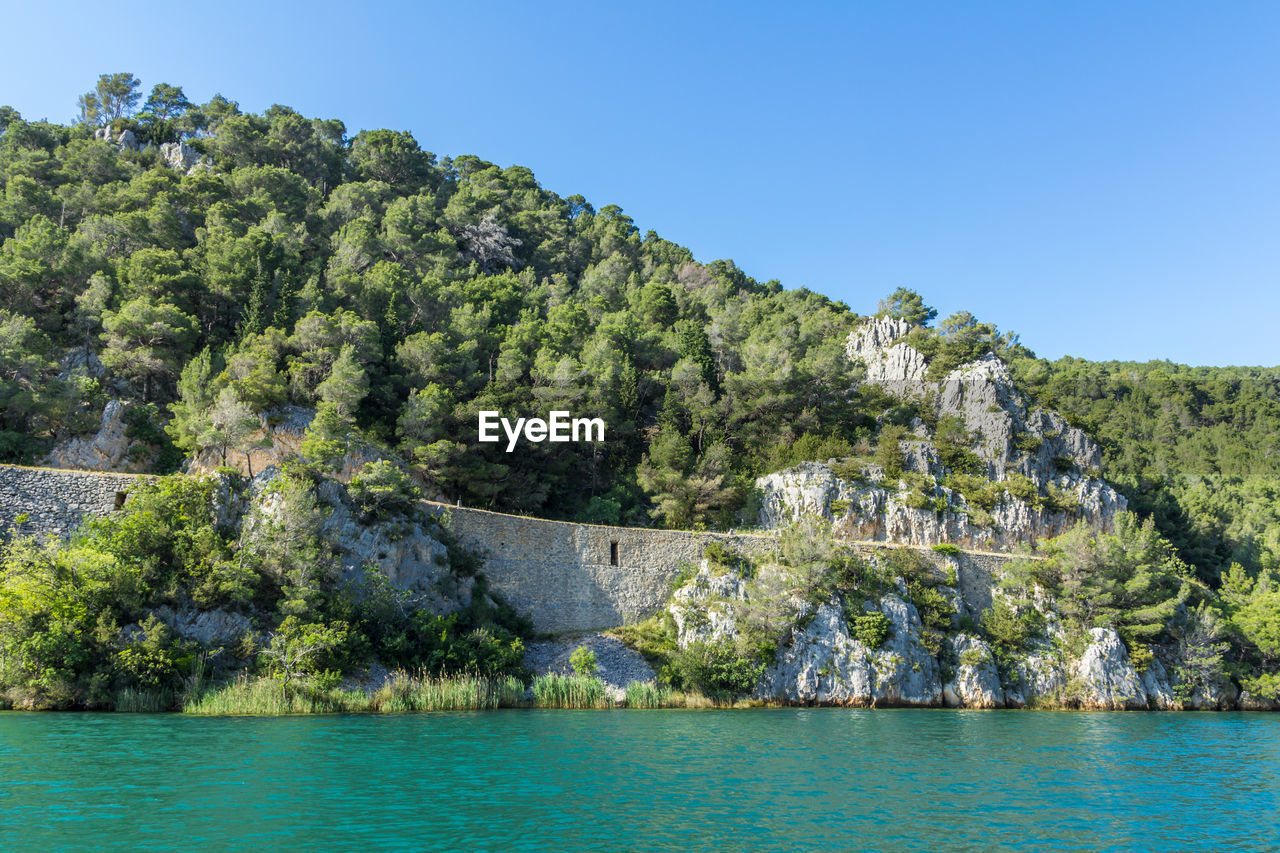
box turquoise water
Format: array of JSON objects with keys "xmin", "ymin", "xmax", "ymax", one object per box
[{"xmin": 1, "ymin": 710, "xmax": 1278, "ymax": 851}]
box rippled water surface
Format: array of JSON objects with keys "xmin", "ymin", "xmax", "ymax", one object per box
[{"xmin": 1, "ymin": 709, "xmax": 1278, "ymax": 851}]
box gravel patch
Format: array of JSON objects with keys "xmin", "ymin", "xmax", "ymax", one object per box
[{"xmin": 524, "ymin": 633, "xmax": 657, "ymax": 698}]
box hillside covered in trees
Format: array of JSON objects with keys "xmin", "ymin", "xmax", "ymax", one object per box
[{"xmin": 2, "ymin": 74, "xmax": 1280, "ymax": 590}]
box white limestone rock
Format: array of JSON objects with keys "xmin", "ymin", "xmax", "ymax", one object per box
[
  {"xmin": 45, "ymin": 399, "xmax": 154, "ymax": 473},
  {"xmin": 318, "ymin": 489, "xmax": 454, "ymax": 600},
  {"xmin": 778, "ymin": 316, "xmax": 1129, "ymax": 551},
  {"xmin": 95, "ymin": 127, "xmax": 139, "ymax": 151},
  {"xmin": 758, "ymin": 594, "xmax": 941, "ymax": 706},
  {"xmin": 1004, "ymin": 645, "xmax": 1068, "ymax": 708},
  {"xmin": 1140, "ymin": 656, "xmax": 1180, "ymax": 710},
  {"xmin": 669, "ymin": 562, "xmax": 751, "ymax": 646},
  {"xmin": 1238, "ymin": 691, "xmax": 1279, "ymax": 711},
  {"xmin": 846, "ymin": 316, "xmax": 929, "ymax": 387},
  {"xmin": 153, "ymin": 605, "xmax": 253, "ymax": 648},
  {"xmin": 159, "ymin": 141, "xmax": 206, "ymax": 173},
  {"xmin": 758, "ymin": 601, "xmax": 877, "ymax": 705},
  {"xmin": 1074, "ymin": 627, "xmax": 1148, "ymax": 710},
  {"xmin": 945, "ymin": 633, "xmax": 1004, "ymax": 708}
]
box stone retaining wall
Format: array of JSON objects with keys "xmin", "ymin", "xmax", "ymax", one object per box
[
  {"xmin": 428, "ymin": 502, "xmax": 778, "ymax": 633},
  {"xmin": 0, "ymin": 464, "xmax": 143, "ymax": 539}
]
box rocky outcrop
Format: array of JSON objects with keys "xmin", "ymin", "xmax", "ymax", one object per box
[
  {"xmin": 159, "ymin": 141, "xmax": 211, "ymax": 175},
  {"xmin": 45, "ymin": 400, "xmax": 154, "ymax": 473},
  {"xmin": 754, "ymin": 597, "xmax": 942, "ymax": 707},
  {"xmin": 944, "ymin": 633, "xmax": 1004, "ymax": 708},
  {"xmin": 656, "ymin": 551, "xmax": 1258, "ymax": 710},
  {"xmin": 670, "ymin": 567, "xmax": 752, "ymax": 646},
  {"xmin": 94, "ymin": 127, "xmax": 138, "ymax": 151},
  {"xmin": 759, "ymin": 316, "xmax": 1126, "ymax": 550},
  {"xmin": 1074, "ymin": 628, "xmax": 1148, "ymax": 710},
  {"xmin": 847, "ymin": 316, "xmax": 928, "ymax": 385},
  {"xmin": 758, "ymin": 459, "xmax": 1122, "ymax": 550},
  {"xmin": 240, "ymin": 470, "xmax": 466, "ymax": 613},
  {"xmin": 1239, "ymin": 691, "xmax": 1280, "ymax": 712},
  {"xmin": 152, "ymin": 605, "xmax": 253, "ymax": 648},
  {"xmin": 315, "ymin": 478, "xmax": 464, "ymax": 609}
]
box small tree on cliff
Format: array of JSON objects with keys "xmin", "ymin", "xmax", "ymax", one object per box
[{"xmin": 876, "ymin": 288, "xmax": 936, "ymax": 328}]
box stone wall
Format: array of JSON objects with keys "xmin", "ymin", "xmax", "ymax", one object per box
[
  {"xmin": 429, "ymin": 502, "xmax": 778, "ymax": 634},
  {"xmin": 430, "ymin": 502, "xmax": 1023, "ymax": 634},
  {"xmin": 0, "ymin": 464, "xmax": 144, "ymax": 539}
]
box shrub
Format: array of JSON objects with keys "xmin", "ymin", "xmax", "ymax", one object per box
[
  {"xmin": 1015, "ymin": 435, "xmax": 1043, "ymax": 456},
  {"xmin": 945, "ymin": 473, "xmax": 1001, "ymax": 511},
  {"xmin": 1002, "ymin": 473, "xmax": 1041, "ymax": 507},
  {"xmin": 908, "ymin": 582, "xmax": 956, "ymax": 630},
  {"xmin": 569, "ymin": 645, "xmax": 598, "ymax": 676},
  {"xmin": 931, "ymin": 543, "xmax": 961, "ymax": 556},
  {"xmin": 874, "ymin": 424, "xmax": 907, "ymax": 482},
  {"xmin": 348, "ymin": 460, "xmax": 420, "ymax": 520},
  {"xmin": 881, "ymin": 547, "xmax": 937, "ymax": 585},
  {"xmin": 851, "ymin": 611, "xmax": 890, "ymax": 648},
  {"xmin": 666, "ymin": 641, "xmax": 765, "ymax": 699},
  {"xmin": 980, "ymin": 598, "xmax": 1044, "ymax": 652}
]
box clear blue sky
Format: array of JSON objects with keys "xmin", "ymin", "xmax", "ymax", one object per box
[{"xmin": 4, "ymin": 1, "xmax": 1278, "ymax": 366}]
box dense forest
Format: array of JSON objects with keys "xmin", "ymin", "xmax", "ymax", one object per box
[
  {"xmin": 2, "ymin": 73, "xmax": 1280, "ymax": 583},
  {"xmin": 0, "ymin": 75, "xmax": 876, "ymax": 533}
]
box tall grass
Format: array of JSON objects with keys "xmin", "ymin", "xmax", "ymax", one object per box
[
  {"xmin": 531, "ymin": 674, "xmax": 612, "ymax": 708},
  {"xmin": 370, "ymin": 673, "xmax": 525, "ymax": 712},
  {"xmin": 114, "ymin": 687, "xmax": 174, "ymax": 713},
  {"xmin": 182, "ymin": 675, "xmax": 368, "ymax": 715},
  {"xmin": 624, "ymin": 681, "xmax": 670, "ymax": 708},
  {"xmin": 182, "ymin": 672, "xmax": 526, "ymax": 715}
]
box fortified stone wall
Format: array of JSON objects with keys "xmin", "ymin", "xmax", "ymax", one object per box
[
  {"xmin": 0, "ymin": 464, "xmax": 144, "ymax": 539},
  {"xmin": 428, "ymin": 502, "xmax": 778, "ymax": 633}
]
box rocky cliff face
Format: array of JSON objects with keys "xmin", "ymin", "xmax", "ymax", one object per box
[
  {"xmin": 664, "ymin": 555, "xmax": 1237, "ymax": 710},
  {"xmin": 45, "ymin": 400, "xmax": 155, "ymax": 473},
  {"xmin": 123, "ymin": 471, "xmax": 480, "ymax": 657},
  {"xmin": 757, "ymin": 316, "xmax": 1126, "ymax": 550}
]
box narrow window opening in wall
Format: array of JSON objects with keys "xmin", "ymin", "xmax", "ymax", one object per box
[
  {"xmin": 114, "ymin": 492, "xmax": 127, "ymax": 510},
  {"xmin": 610, "ymin": 541, "xmax": 619, "ymax": 566}
]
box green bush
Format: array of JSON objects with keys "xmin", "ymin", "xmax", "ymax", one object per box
[
  {"xmin": 1015, "ymin": 435, "xmax": 1043, "ymax": 456},
  {"xmin": 945, "ymin": 473, "xmax": 1002, "ymax": 511},
  {"xmin": 850, "ymin": 611, "xmax": 890, "ymax": 648},
  {"xmin": 348, "ymin": 460, "xmax": 421, "ymax": 520},
  {"xmin": 569, "ymin": 645, "xmax": 598, "ymax": 676},
  {"xmin": 1002, "ymin": 473, "xmax": 1041, "ymax": 507},
  {"xmin": 931, "ymin": 543, "xmax": 961, "ymax": 555},
  {"xmin": 908, "ymin": 581, "xmax": 956, "ymax": 630},
  {"xmin": 980, "ymin": 598, "xmax": 1043, "ymax": 652},
  {"xmin": 666, "ymin": 641, "xmax": 765, "ymax": 699}
]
